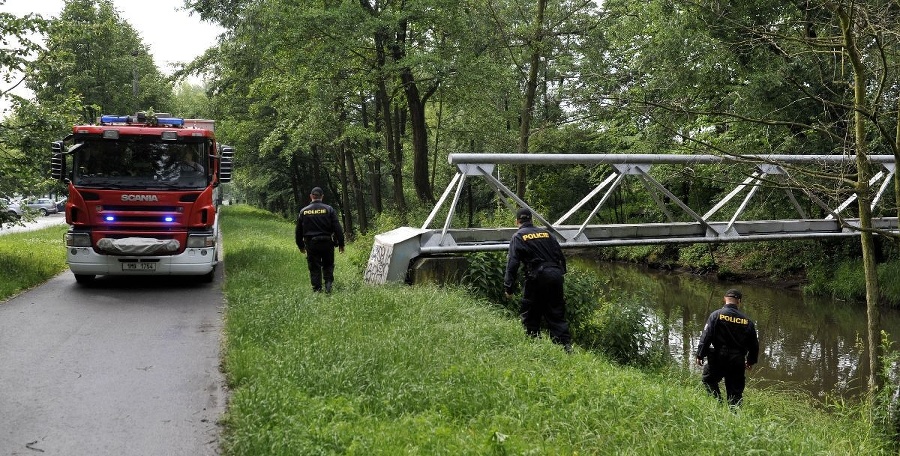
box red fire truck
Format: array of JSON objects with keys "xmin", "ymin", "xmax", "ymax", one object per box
[{"xmin": 50, "ymin": 112, "xmax": 234, "ymax": 284}]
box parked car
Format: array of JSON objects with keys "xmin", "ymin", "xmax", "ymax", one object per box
[
  {"xmin": 1, "ymin": 198, "xmax": 23, "ymax": 219},
  {"xmin": 56, "ymin": 198, "xmax": 67, "ymax": 213},
  {"xmin": 23, "ymin": 197, "xmax": 59, "ymax": 216}
]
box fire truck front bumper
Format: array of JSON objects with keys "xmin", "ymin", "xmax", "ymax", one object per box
[{"xmin": 66, "ymin": 246, "xmax": 218, "ymax": 276}]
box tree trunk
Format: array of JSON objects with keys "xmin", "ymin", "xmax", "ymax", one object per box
[
  {"xmin": 348, "ymin": 146, "xmax": 367, "ymax": 235},
  {"xmin": 835, "ymin": 4, "xmax": 882, "ymax": 391},
  {"xmin": 516, "ymin": 0, "xmax": 547, "ymax": 198},
  {"xmin": 391, "ymin": 104, "xmax": 407, "ymax": 211},
  {"xmin": 338, "ymin": 141, "xmax": 354, "ymax": 238},
  {"xmin": 401, "ymin": 66, "xmax": 436, "ymax": 204}
]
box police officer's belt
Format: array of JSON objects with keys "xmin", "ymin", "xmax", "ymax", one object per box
[{"xmin": 307, "ymin": 235, "xmax": 333, "ymax": 242}]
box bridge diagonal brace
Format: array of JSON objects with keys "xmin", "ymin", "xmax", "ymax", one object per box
[
  {"xmin": 438, "ymin": 172, "xmax": 469, "ymax": 243},
  {"xmin": 783, "ymin": 186, "xmax": 809, "ymax": 219},
  {"xmin": 826, "ymin": 170, "xmax": 886, "ymax": 220},
  {"xmin": 726, "ymin": 173, "xmax": 766, "ymax": 233},
  {"xmin": 871, "ymin": 164, "xmax": 895, "ymax": 210},
  {"xmin": 633, "ymin": 166, "xmax": 715, "ymax": 233},
  {"xmin": 754, "ymin": 164, "xmax": 809, "ymax": 218},
  {"xmin": 422, "ymin": 171, "xmax": 463, "ymax": 229},
  {"xmin": 612, "ymin": 164, "xmax": 677, "ymax": 221},
  {"xmin": 574, "ymin": 172, "xmax": 627, "ymax": 241},
  {"xmin": 555, "ymin": 171, "xmax": 620, "ymax": 225},
  {"xmin": 702, "ymin": 172, "xmax": 762, "ymax": 220},
  {"xmin": 477, "ymin": 166, "xmax": 565, "ymax": 240}
]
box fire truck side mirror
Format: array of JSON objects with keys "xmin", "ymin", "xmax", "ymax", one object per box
[
  {"xmin": 219, "ymin": 145, "xmax": 234, "ymax": 183},
  {"xmin": 51, "ymin": 141, "xmax": 66, "ymax": 181}
]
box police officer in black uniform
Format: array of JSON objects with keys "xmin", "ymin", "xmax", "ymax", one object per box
[
  {"xmin": 295, "ymin": 187, "xmax": 345, "ymax": 293},
  {"xmin": 504, "ymin": 208, "xmax": 572, "ymax": 352},
  {"xmin": 696, "ymin": 289, "xmax": 759, "ymax": 406}
]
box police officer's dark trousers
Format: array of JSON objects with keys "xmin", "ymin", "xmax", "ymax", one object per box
[
  {"xmin": 305, "ymin": 236, "xmax": 335, "ymax": 292},
  {"xmin": 701, "ymin": 349, "xmax": 747, "ymax": 406},
  {"xmin": 520, "ymin": 266, "xmax": 571, "ymax": 346}
]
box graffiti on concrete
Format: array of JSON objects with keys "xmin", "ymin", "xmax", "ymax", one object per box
[{"xmin": 363, "ymin": 240, "xmax": 393, "ymax": 285}]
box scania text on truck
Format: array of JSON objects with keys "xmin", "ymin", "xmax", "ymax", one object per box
[{"xmin": 50, "ymin": 112, "xmax": 234, "ymax": 284}]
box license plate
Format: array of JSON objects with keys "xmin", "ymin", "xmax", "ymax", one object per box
[{"xmin": 122, "ymin": 261, "xmax": 156, "ymax": 271}]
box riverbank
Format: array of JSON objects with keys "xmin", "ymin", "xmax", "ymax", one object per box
[
  {"xmin": 585, "ymin": 239, "xmax": 900, "ymax": 306},
  {"xmin": 217, "ymin": 205, "xmax": 893, "ymax": 454}
]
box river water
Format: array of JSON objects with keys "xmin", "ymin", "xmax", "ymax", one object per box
[{"xmin": 588, "ymin": 260, "xmax": 900, "ymax": 402}]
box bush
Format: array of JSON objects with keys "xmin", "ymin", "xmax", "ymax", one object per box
[
  {"xmin": 804, "ymin": 259, "xmax": 864, "ymax": 301},
  {"xmin": 461, "ymin": 251, "xmax": 509, "ymax": 311},
  {"xmin": 878, "ymin": 261, "xmax": 900, "ymax": 307},
  {"xmin": 875, "ymin": 332, "xmax": 900, "ymax": 448}
]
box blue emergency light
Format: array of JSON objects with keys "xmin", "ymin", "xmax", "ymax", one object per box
[
  {"xmin": 100, "ymin": 115, "xmax": 130, "ymax": 124},
  {"xmin": 99, "ymin": 113, "xmax": 185, "ymax": 126},
  {"xmin": 157, "ymin": 117, "xmax": 185, "ymax": 126},
  {"xmin": 164, "ymin": 216, "xmax": 174, "ymax": 222}
]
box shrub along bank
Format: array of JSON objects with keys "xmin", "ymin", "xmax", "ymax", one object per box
[
  {"xmin": 218, "ymin": 205, "xmax": 890, "ymax": 455},
  {"xmin": 594, "ymin": 239, "xmax": 900, "ymax": 307}
]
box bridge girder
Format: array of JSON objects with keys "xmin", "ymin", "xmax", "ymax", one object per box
[{"xmin": 364, "ymin": 154, "xmax": 899, "ymax": 284}]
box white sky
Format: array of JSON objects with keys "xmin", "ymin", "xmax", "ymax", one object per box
[{"xmin": 0, "ymin": 0, "xmax": 224, "ymax": 116}]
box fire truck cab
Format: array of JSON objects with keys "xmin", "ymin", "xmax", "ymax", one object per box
[{"xmin": 50, "ymin": 112, "xmax": 234, "ymax": 284}]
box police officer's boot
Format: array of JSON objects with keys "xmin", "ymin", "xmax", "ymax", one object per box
[{"xmin": 325, "ymin": 282, "xmax": 333, "ymax": 294}]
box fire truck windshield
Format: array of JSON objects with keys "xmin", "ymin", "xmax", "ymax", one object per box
[{"xmin": 72, "ymin": 137, "xmax": 210, "ymax": 189}]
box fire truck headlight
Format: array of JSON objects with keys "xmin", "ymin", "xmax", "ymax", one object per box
[
  {"xmin": 65, "ymin": 232, "xmax": 92, "ymax": 247},
  {"xmin": 186, "ymin": 234, "xmax": 216, "ymax": 248}
]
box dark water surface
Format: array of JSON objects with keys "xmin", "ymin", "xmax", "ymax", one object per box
[{"xmin": 588, "ymin": 260, "xmax": 900, "ymax": 402}]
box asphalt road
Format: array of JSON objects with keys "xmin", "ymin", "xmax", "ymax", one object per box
[{"xmin": 0, "ymin": 270, "xmax": 227, "ymax": 455}]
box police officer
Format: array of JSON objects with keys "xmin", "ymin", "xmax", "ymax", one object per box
[
  {"xmin": 295, "ymin": 187, "xmax": 345, "ymax": 293},
  {"xmin": 504, "ymin": 208, "xmax": 572, "ymax": 352},
  {"xmin": 696, "ymin": 289, "xmax": 759, "ymax": 406}
]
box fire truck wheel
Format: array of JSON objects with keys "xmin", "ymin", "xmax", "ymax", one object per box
[{"xmin": 74, "ymin": 274, "xmax": 95, "ymax": 284}]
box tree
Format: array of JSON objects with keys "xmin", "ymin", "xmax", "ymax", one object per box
[
  {"xmin": 0, "ymin": 6, "xmax": 81, "ymax": 226},
  {"xmin": 27, "ymin": 0, "xmax": 173, "ymax": 120},
  {"xmin": 589, "ymin": 0, "xmax": 900, "ymax": 393}
]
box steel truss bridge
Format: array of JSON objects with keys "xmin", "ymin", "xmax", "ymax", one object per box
[{"xmin": 364, "ymin": 153, "xmax": 899, "ymax": 284}]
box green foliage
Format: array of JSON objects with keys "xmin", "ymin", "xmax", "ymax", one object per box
[
  {"xmin": 0, "ymin": 225, "xmax": 68, "ymax": 300},
  {"xmin": 805, "ymin": 259, "xmax": 866, "ymax": 302},
  {"xmin": 805, "ymin": 258, "xmax": 900, "ymax": 307},
  {"xmin": 0, "ymin": 96, "xmax": 82, "ymax": 208},
  {"xmin": 565, "ymin": 268, "xmax": 666, "ymax": 368},
  {"xmin": 874, "ymin": 332, "xmax": 900, "ymax": 448},
  {"xmin": 461, "ymin": 251, "xmax": 509, "ymax": 310},
  {"xmin": 878, "ymin": 262, "xmax": 900, "ymax": 307},
  {"xmin": 677, "ymin": 243, "xmax": 716, "ymax": 272},
  {"xmin": 26, "ymin": 0, "xmax": 173, "ymax": 118},
  {"xmin": 171, "ymin": 81, "xmax": 213, "ymax": 119},
  {"xmin": 218, "ymin": 205, "xmax": 890, "ymax": 454}
]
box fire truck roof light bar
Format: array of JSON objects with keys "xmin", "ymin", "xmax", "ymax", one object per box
[{"xmin": 99, "ymin": 115, "xmax": 185, "ymax": 127}]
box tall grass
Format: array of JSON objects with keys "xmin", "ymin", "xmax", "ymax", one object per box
[
  {"xmin": 219, "ymin": 205, "xmax": 890, "ymax": 455},
  {"xmin": 0, "ymin": 225, "xmax": 68, "ymax": 300}
]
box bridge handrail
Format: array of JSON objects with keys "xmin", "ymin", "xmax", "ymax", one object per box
[{"xmin": 449, "ymin": 153, "xmax": 896, "ymax": 165}]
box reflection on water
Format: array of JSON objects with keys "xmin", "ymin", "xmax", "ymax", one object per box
[{"xmin": 588, "ymin": 260, "xmax": 900, "ymax": 402}]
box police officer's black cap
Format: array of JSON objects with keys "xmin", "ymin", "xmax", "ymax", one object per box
[
  {"xmin": 516, "ymin": 208, "xmax": 532, "ymax": 222},
  {"xmin": 724, "ymin": 289, "xmax": 742, "ymax": 299},
  {"xmin": 311, "ymin": 187, "xmax": 324, "ymax": 196}
]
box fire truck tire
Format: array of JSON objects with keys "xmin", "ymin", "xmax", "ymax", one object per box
[{"xmin": 74, "ymin": 273, "xmax": 95, "ymax": 284}]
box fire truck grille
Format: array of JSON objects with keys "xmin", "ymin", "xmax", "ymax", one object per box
[{"xmin": 103, "ymin": 205, "xmax": 180, "ymax": 212}]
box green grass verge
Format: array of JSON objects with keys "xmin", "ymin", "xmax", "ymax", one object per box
[
  {"xmin": 0, "ymin": 225, "xmax": 68, "ymax": 300},
  {"xmin": 219, "ymin": 205, "xmax": 889, "ymax": 455}
]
